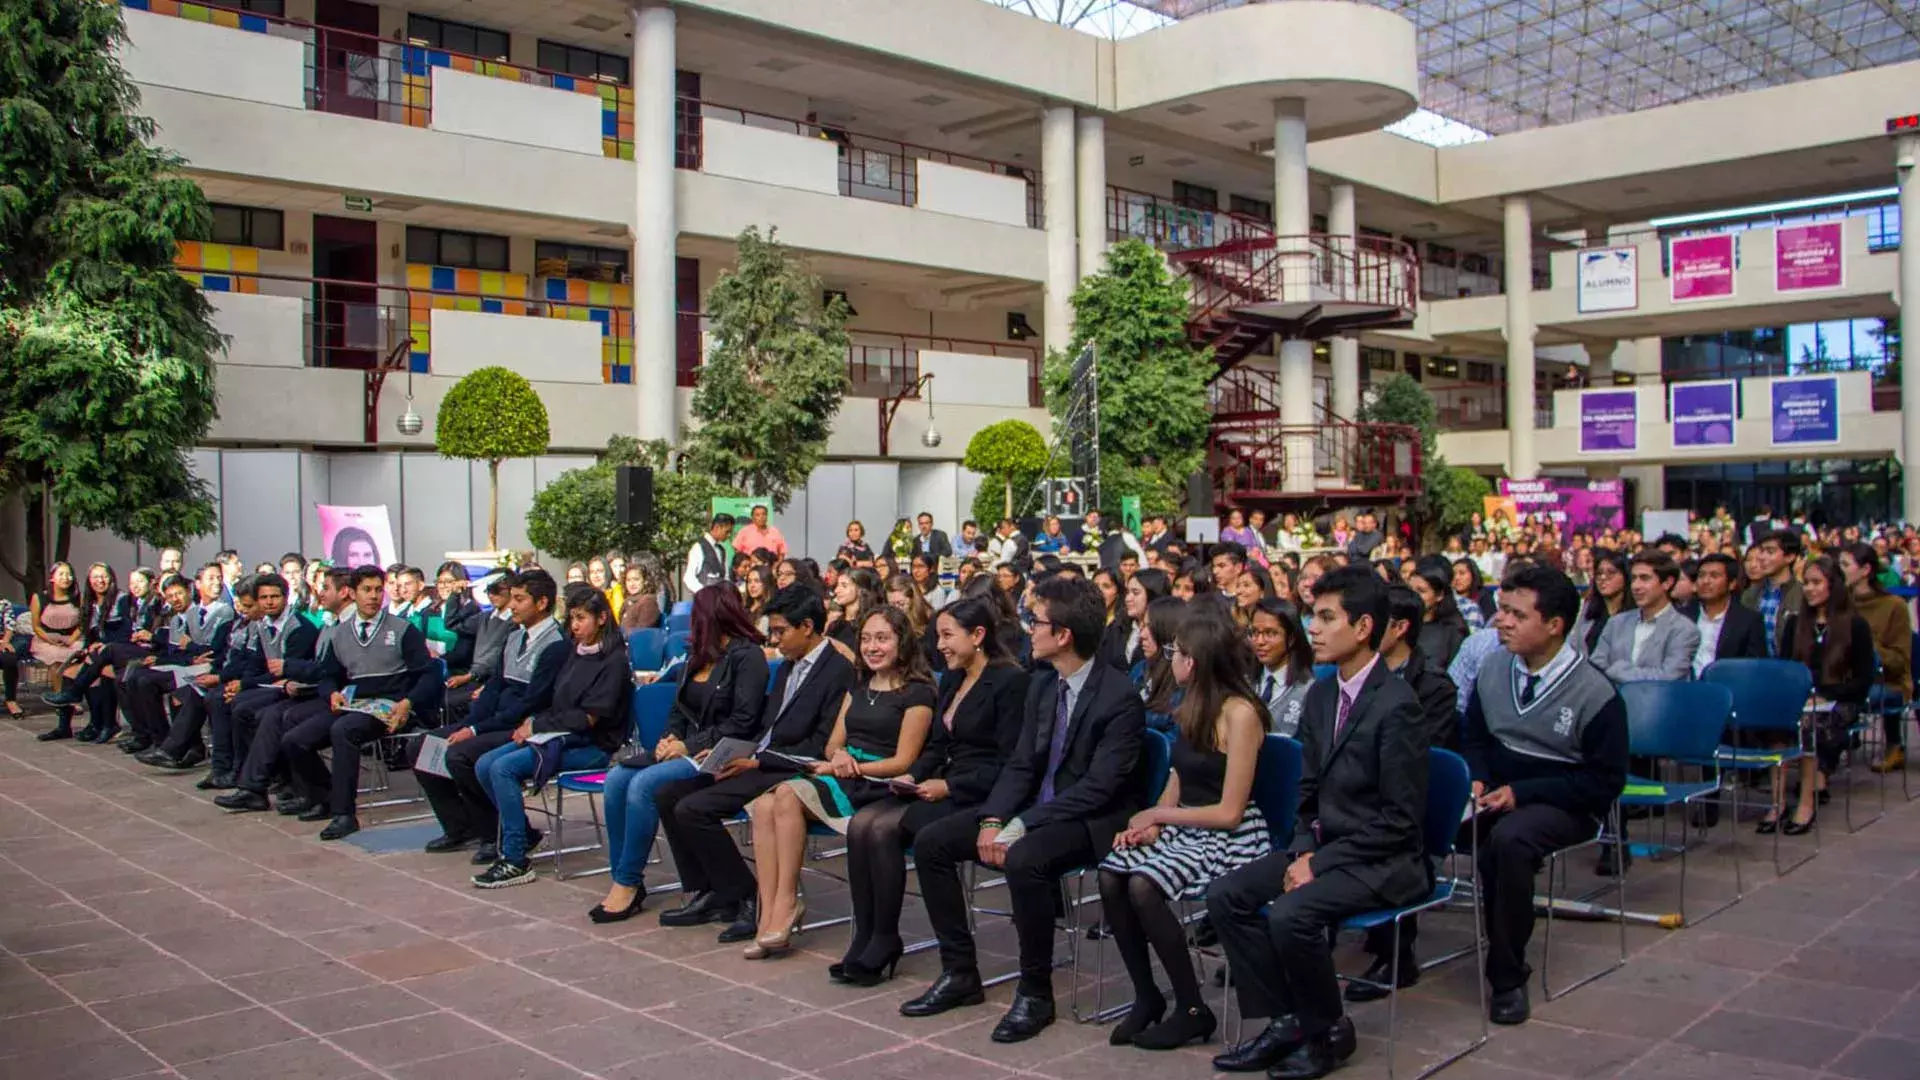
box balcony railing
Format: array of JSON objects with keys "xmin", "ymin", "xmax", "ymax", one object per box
[
  {"xmin": 1107, "ymin": 185, "xmax": 1274, "ymax": 253},
  {"xmin": 1427, "ymin": 382, "xmax": 1556, "ymax": 431}
]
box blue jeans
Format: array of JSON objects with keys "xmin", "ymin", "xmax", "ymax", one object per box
[
  {"xmin": 603, "ymin": 756, "xmax": 700, "ymax": 886},
  {"xmin": 476, "ymin": 742, "xmax": 610, "ymax": 863}
]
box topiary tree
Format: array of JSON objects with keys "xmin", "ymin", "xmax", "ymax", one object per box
[
  {"xmin": 1429, "ymin": 464, "xmax": 1493, "ymax": 546},
  {"xmin": 963, "ymin": 419, "xmax": 1047, "ymax": 524},
  {"xmin": 1357, "ymin": 372, "xmax": 1480, "ymax": 546},
  {"xmin": 437, "ymin": 366, "xmax": 550, "ymax": 551},
  {"xmin": 526, "ymin": 437, "xmax": 740, "ymax": 571}
]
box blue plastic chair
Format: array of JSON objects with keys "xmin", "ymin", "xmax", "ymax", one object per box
[
  {"xmin": 1700, "ymin": 658, "xmax": 1818, "ymax": 876},
  {"xmin": 1251, "ymin": 733, "xmax": 1303, "ymax": 847},
  {"xmin": 670, "ymin": 599, "xmax": 693, "ymax": 617},
  {"xmin": 546, "ymin": 680, "xmax": 680, "ymax": 880},
  {"xmin": 663, "ymin": 631, "xmax": 691, "ymax": 662},
  {"xmin": 1617, "ymin": 681, "xmax": 1734, "ymax": 926},
  {"xmin": 1143, "ymin": 729, "xmax": 1174, "ymax": 804},
  {"xmin": 627, "ymin": 628, "xmax": 668, "ymax": 673},
  {"xmin": 766, "ymin": 656, "xmax": 786, "ymax": 691},
  {"xmin": 666, "ymin": 611, "xmax": 693, "ymax": 636},
  {"xmin": 1313, "ymin": 663, "xmax": 1337, "ymax": 682}
]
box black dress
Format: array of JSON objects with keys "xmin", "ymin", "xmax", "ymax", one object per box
[
  {"xmin": 780, "ymin": 678, "xmax": 937, "ymax": 832},
  {"xmin": 1098, "ymin": 730, "xmax": 1270, "ymax": 898}
]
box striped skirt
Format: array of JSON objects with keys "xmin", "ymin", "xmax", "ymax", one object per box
[{"xmin": 1098, "ymin": 806, "xmax": 1271, "ymax": 899}]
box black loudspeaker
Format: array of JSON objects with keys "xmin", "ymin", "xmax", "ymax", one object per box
[
  {"xmin": 615, "ymin": 465, "xmax": 654, "ymax": 528},
  {"xmin": 1186, "ymin": 471, "xmax": 1215, "ymax": 517}
]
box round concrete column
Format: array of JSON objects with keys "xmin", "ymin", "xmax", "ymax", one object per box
[
  {"xmin": 632, "ymin": 3, "xmax": 678, "ymax": 444},
  {"xmin": 1504, "ymin": 195, "xmax": 1537, "ymax": 480},
  {"xmin": 1042, "ymin": 105, "xmax": 1077, "ymax": 356}
]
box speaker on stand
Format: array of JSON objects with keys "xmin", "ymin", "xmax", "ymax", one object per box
[{"xmin": 615, "ymin": 465, "xmax": 654, "ymax": 530}]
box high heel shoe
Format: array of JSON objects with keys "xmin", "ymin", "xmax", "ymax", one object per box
[
  {"xmin": 1755, "ymin": 806, "xmax": 1782, "ymax": 834},
  {"xmin": 745, "ymin": 896, "xmax": 805, "ymax": 959},
  {"xmin": 588, "ymin": 890, "xmax": 647, "ymax": 924},
  {"xmin": 1783, "ymin": 808, "xmax": 1817, "ymax": 836},
  {"xmin": 841, "ymin": 946, "xmax": 904, "ymax": 988}
]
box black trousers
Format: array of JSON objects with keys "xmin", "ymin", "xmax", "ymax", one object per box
[
  {"xmin": 280, "ymin": 700, "xmax": 390, "ymax": 816},
  {"xmin": 160, "ymin": 685, "xmax": 222, "ymax": 764},
  {"xmin": 913, "ymin": 811, "xmax": 1096, "ymax": 998},
  {"xmin": 655, "ymin": 770, "xmax": 786, "ymax": 905},
  {"xmin": 236, "ymin": 696, "xmax": 305, "ymax": 794},
  {"xmin": 120, "ymin": 667, "xmax": 174, "ymax": 743},
  {"xmin": 66, "ymin": 643, "xmax": 140, "ymax": 694},
  {"xmin": 1, "ymin": 647, "xmax": 17, "ymax": 701},
  {"xmin": 1464, "ymin": 803, "xmax": 1594, "ymax": 993},
  {"xmin": 442, "ymin": 681, "xmax": 482, "ymax": 727},
  {"xmin": 415, "ymin": 725, "xmax": 516, "ymax": 840},
  {"xmin": 1207, "ymin": 856, "xmax": 1386, "ymax": 1035}
]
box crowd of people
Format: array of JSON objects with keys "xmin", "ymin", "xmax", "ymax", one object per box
[{"xmin": 2, "ymin": 497, "xmax": 1911, "ymax": 1078}]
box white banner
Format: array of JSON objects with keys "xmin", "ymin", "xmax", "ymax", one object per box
[{"xmin": 1576, "ymin": 246, "xmax": 1638, "ymax": 313}]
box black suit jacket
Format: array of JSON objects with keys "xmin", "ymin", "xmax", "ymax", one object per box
[
  {"xmin": 915, "ymin": 530, "xmax": 953, "ymax": 559},
  {"xmin": 981, "ymin": 659, "xmax": 1146, "ymax": 850},
  {"xmin": 1293, "ymin": 660, "xmax": 1429, "ymax": 904},
  {"xmin": 761, "ymin": 643, "xmax": 855, "ymax": 760},
  {"xmin": 910, "ymin": 663, "xmax": 1029, "ymax": 806},
  {"xmin": 668, "ymin": 639, "xmax": 771, "ymax": 756},
  {"xmin": 1392, "ymin": 645, "xmax": 1459, "ymax": 751},
  {"xmin": 1711, "ymin": 602, "xmax": 1769, "ymax": 664}
]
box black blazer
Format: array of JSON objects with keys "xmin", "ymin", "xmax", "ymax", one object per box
[
  {"xmin": 439, "ymin": 591, "xmax": 485, "ymax": 672},
  {"xmin": 910, "ymin": 663, "xmax": 1029, "ymax": 806},
  {"xmin": 915, "ymin": 530, "xmax": 953, "ymax": 559},
  {"xmin": 761, "ymin": 643, "xmax": 855, "ymax": 760},
  {"xmin": 1710, "ymin": 602, "xmax": 1769, "ymax": 665},
  {"xmin": 1096, "ymin": 616, "xmax": 1133, "ymax": 672},
  {"xmin": 1292, "ymin": 660, "xmax": 1429, "ymax": 905},
  {"xmin": 980, "ymin": 659, "xmax": 1146, "ymax": 851},
  {"xmin": 1393, "ymin": 645, "xmax": 1459, "ymax": 752},
  {"xmin": 668, "ymin": 638, "xmax": 771, "ymax": 755}
]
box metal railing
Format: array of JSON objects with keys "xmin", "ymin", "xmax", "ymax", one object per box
[
  {"xmin": 1176, "ymin": 233, "xmax": 1421, "ymax": 330},
  {"xmin": 1427, "ymin": 382, "xmax": 1556, "ymax": 431},
  {"xmin": 1106, "ymin": 185, "xmax": 1275, "ymax": 253},
  {"xmin": 1209, "ymin": 416, "xmax": 1423, "ymax": 500}
]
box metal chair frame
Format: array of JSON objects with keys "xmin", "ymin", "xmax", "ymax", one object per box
[{"xmin": 1540, "ymin": 803, "xmax": 1628, "ymax": 1002}]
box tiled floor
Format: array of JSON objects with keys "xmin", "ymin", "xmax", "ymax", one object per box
[{"xmin": 4, "ymin": 708, "xmax": 1920, "ymax": 1080}]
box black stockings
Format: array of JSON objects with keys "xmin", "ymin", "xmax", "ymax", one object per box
[
  {"xmin": 844, "ymin": 799, "xmax": 915, "ymax": 969},
  {"xmin": 1099, "ymin": 869, "xmax": 1203, "ymax": 1010}
]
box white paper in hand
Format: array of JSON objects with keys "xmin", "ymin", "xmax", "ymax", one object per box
[{"xmin": 415, "ymin": 734, "xmax": 453, "ymax": 779}]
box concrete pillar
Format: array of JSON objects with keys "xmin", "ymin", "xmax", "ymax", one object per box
[
  {"xmin": 1900, "ymin": 134, "xmax": 1920, "ymax": 519},
  {"xmin": 1042, "ymin": 105, "xmax": 1077, "ymax": 356},
  {"xmin": 633, "ymin": 3, "xmax": 678, "ymax": 444},
  {"xmin": 1075, "ymin": 114, "xmax": 1106, "ymax": 281},
  {"xmin": 1584, "ymin": 339, "xmax": 1615, "ymax": 385},
  {"xmin": 1504, "ymin": 195, "xmax": 1537, "ymax": 479},
  {"xmin": 1273, "ymin": 99, "xmax": 1314, "ymax": 491},
  {"xmin": 1327, "ymin": 183, "xmax": 1360, "ymax": 421}
]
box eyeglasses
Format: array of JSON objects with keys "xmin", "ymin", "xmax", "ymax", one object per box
[
  {"xmin": 1249, "ymin": 628, "xmax": 1284, "ymax": 641},
  {"xmin": 1029, "ymin": 618, "xmax": 1059, "ymax": 633}
]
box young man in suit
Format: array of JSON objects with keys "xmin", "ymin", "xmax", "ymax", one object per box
[
  {"xmin": 1208, "ymin": 566, "xmax": 1427, "ymax": 1078},
  {"xmin": 1589, "ymin": 551, "xmax": 1700, "ymax": 683},
  {"xmin": 1463, "ymin": 564, "xmax": 1628, "ymax": 1026},
  {"xmin": 117, "ymin": 563, "xmax": 236, "ymax": 755},
  {"xmin": 902, "ymin": 576, "xmax": 1146, "ymax": 1043},
  {"xmin": 914, "ymin": 513, "xmax": 953, "ymax": 559},
  {"xmin": 1691, "ymin": 553, "xmax": 1768, "ymax": 676},
  {"xmin": 655, "ymin": 585, "xmax": 855, "ymax": 941}
]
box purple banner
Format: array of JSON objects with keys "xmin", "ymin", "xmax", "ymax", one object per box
[
  {"xmin": 1775, "ymin": 222, "xmax": 1844, "ymax": 292},
  {"xmin": 1578, "ymin": 389, "xmax": 1638, "ymax": 453},
  {"xmin": 1498, "ymin": 478, "xmax": 1626, "ymax": 534},
  {"xmin": 1771, "ymin": 376, "xmax": 1839, "ymax": 447},
  {"xmin": 1670, "ymin": 380, "xmax": 1737, "ymax": 449},
  {"xmin": 1670, "ymin": 234, "xmax": 1736, "ymax": 302}
]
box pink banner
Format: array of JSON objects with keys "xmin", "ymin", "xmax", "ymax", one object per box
[
  {"xmin": 1775, "ymin": 222, "xmax": 1844, "ymax": 292},
  {"xmin": 318, "ymin": 505, "xmax": 397, "ymax": 570},
  {"xmin": 1670, "ymin": 234, "xmax": 1736, "ymax": 302}
]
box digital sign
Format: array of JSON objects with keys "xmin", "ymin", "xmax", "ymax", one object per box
[{"xmin": 1890, "ymin": 114, "xmax": 1920, "ymax": 135}]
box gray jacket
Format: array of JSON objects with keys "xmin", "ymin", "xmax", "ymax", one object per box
[{"xmin": 1589, "ymin": 604, "xmax": 1700, "ymax": 683}]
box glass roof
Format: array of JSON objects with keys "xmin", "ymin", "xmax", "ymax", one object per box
[{"xmin": 985, "ymin": 0, "xmax": 1920, "ymax": 138}]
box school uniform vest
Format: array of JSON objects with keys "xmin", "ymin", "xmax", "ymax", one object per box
[
  {"xmin": 500, "ymin": 619, "xmax": 561, "ymax": 685},
  {"xmin": 254, "ymin": 616, "xmax": 294, "ymax": 661},
  {"xmin": 185, "ymin": 602, "xmax": 234, "ymax": 648},
  {"xmin": 1473, "ymin": 649, "xmax": 1615, "ymax": 766},
  {"xmin": 229, "ymin": 619, "xmax": 260, "ymax": 656},
  {"xmin": 329, "ymin": 610, "xmax": 411, "ymax": 681},
  {"xmin": 694, "ymin": 536, "xmax": 726, "ymax": 586}
]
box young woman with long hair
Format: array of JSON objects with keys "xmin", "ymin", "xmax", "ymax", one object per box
[
  {"xmin": 826, "ymin": 567, "xmax": 883, "ymax": 651},
  {"xmin": 1140, "ymin": 596, "xmax": 1187, "ymax": 733},
  {"xmin": 1229, "ymin": 564, "xmax": 1276, "ymax": 632},
  {"xmin": 1410, "ymin": 556, "xmax": 1469, "ymax": 667},
  {"xmin": 1571, "ymin": 550, "xmax": 1631, "ymax": 654},
  {"xmin": 1118, "ymin": 568, "xmax": 1172, "ymax": 678},
  {"xmin": 1451, "ymin": 557, "xmax": 1495, "ymax": 629},
  {"xmin": 1100, "ymin": 609, "xmax": 1270, "ymax": 1049},
  {"xmin": 1764, "ymin": 556, "xmax": 1875, "ymax": 835},
  {"xmin": 1841, "ymin": 543, "xmax": 1914, "ymax": 773},
  {"xmin": 745, "ymin": 606, "xmax": 934, "ymax": 957},
  {"xmin": 743, "ymin": 564, "xmax": 778, "ymax": 635},
  {"xmin": 40, "ymin": 564, "xmax": 128, "ymax": 741},
  {"xmin": 30, "ymin": 562, "xmax": 85, "ymax": 698}
]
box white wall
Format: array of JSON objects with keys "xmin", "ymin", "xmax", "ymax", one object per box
[
  {"xmin": 429, "ymin": 67, "xmax": 604, "ymax": 156},
  {"xmin": 698, "ymin": 118, "xmax": 842, "ymax": 197},
  {"xmin": 218, "ymin": 450, "xmax": 305, "ymax": 563},
  {"xmin": 897, "ymin": 463, "xmax": 962, "ymax": 541},
  {"xmin": 427, "ymin": 309, "xmax": 605, "ymax": 384},
  {"xmin": 120, "ymin": 8, "xmax": 307, "ymax": 110},
  {"xmin": 208, "ymin": 366, "xmax": 364, "ymax": 445},
  {"xmin": 920, "ymin": 350, "xmax": 1031, "ymax": 409},
  {"xmin": 914, "ymin": 161, "xmax": 1029, "ymax": 228},
  {"xmin": 209, "ymin": 292, "xmax": 304, "ymax": 368}
]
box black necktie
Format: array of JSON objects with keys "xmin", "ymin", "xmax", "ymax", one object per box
[
  {"xmin": 357, "ymin": 620, "xmax": 372, "ymax": 646},
  {"xmin": 1520, "ymin": 673, "xmax": 1540, "ymax": 706},
  {"xmin": 518, "ymin": 631, "xmax": 530, "ymax": 658},
  {"xmin": 263, "ymin": 622, "xmax": 277, "ymax": 643}
]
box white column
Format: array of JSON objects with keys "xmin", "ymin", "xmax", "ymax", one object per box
[
  {"xmin": 1584, "ymin": 339, "xmax": 1615, "ymax": 384},
  {"xmin": 1327, "ymin": 182, "xmax": 1360, "ymax": 421},
  {"xmin": 1042, "ymin": 105, "xmax": 1077, "ymax": 356},
  {"xmin": 1273, "ymin": 99, "xmax": 1314, "ymax": 491},
  {"xmin": 1503, "ymin": 195, "xmax": 1537, "ymax": 480},
  {"xmin": 633, "ymin": 3, "xmax": 677, "ymax": 444},
  {"xmin": 1075, "ymin": 114, "xmax": 1106, "ymax": 281},
  {"xmin": 1900, "ymin": 134, "xmax": 1920, "ymax": 519}
]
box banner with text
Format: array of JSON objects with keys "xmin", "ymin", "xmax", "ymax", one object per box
[
  {"xmin": 1770, "ymin": 376, "xmax": 1840, "ymax": 447},
  {"xmin": 1774, "ymin": 222, "xmax": 1844, "ymax": 293},
  {"xmin": 1670, "ymin": 380, "xmax": 1738, "ymax": 450},
  {"xmin": 1670, "ymin": 234, "xmax": 1737, "ymax": 302},
  {"xmin": 318, "ymin": 505, "xmax": 397, "ymax": 570},
  {"xmin": 1576, "ymin": 246, "xmax": 1638, "ymax": 313},
  {"xmin": 1496, "ymin": 478, "xmax": 1626, "ymax": 533},
  {"xmin": 1578, "ymin": 388, "xmax": 1639, "ymax": 453}
]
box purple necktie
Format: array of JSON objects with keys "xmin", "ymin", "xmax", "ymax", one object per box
[
  {"xmin": 1039, "ymin": 682, "xmax": 1072, "ymax": 803},
  {"xmin": 1334, "ymin": 689, "xmax": 1354, "ymax": 743}
]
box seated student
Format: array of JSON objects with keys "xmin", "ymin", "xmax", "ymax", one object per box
[
  {"xmin": 416, "ymin": 570, "xmax": 566, "ymax": 856},
  {"xmin": 1208, "ymin": 566, "xmax": 1426, "ymax": 1079},
  {"xmin": 1344, "ymin": 584, "xmax": 1460, "ymax": 1007},
  {"xmin": 214, "ymin": 550, "xmax": 243, "ymax": 603},
  {"xmin": 1589, "ymin": 551, "xmax": 1699, "ymax": 683},
  {"xmin": 39, "ymin": 563, "xmax": 132, "ymax": 741},
  {"xmin": 903, "ymin": 576, "xmax": 1145, "ymax": 1044},
  {"xmin": 742, "ymin": 606, "xmax": 935, "ymax": 958},
  {"xmin": 589, "ymin": 584, "xmax": 768, "ymax": 922},
  {"xmin": 1768, "ymin": 556, "xmax": 1875, "ymax": 836},
  {"xmin": 279, "ymin": 553, "xmax": 308, "ymax": 611},
  {"xmin": 118, "ymin": 564, "xmax": 235, "ymax": 755},
  {"xmin": 274, "ymin": 566, "xmax": 441, "ymax": 841},
  {"xmin": 216, "ymin": 569, "xmax": 353, "ymax": 802},
  {"xmin": 54, "ymin": 571, "xmax": 184, "ymax": 741},
  {"xmin": 435, "ymin": 563, "xmax": 485, "ymax": 673},
  {"xmin": 469, "ymin": 588, "xmax": 632, "ymax": 888},
  {"xmin": 1249, "ymin": 598, "xmax": 1314, "ymax": 738},
  {"xmin": 1462, "ymin": 564, "xmax": 1627, "ymax": 1026},
  {"xmin": 656, "ymin": 585, "xmax": 855, "ymax": 940},
  {"xmin": 1690, "ymin": 552, "xmax": 1769, "ymax": 678},
  {"xmin": 138, "ymin": 574, "xmax": 258, "ymax": 770},
  {"xmin": 442, "ymin": 576, "xmax": 516, "ymax": 725},
  {"xmin": 1139, "ymin": 597, "xmax": 1187, "ymax": 734}
]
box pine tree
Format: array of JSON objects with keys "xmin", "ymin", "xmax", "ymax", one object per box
[{"xmin": 0, "ymin": 0, "xmax": 223, "ymax": 589}]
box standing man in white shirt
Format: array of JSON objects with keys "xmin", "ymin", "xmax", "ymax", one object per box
[{"xmin": 683, "ymin": 513, "xmax": 736, "ymax": 597}]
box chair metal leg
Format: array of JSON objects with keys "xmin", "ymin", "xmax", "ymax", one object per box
[{"xmin": 1541, "ymin": 808, "xmax": 1627, "ymax": 1002}]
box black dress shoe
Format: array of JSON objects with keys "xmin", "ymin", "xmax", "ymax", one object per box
[
  {"xmin": 899, "ymin": 970, "xmax": 986, "ymax": 1018},
  {"xmin": 1269, "ymin": 1035, "xmax": 1344, "ymax": 1080},
  {"xmin": 276, "ymin": 796, "xmax": 317, "ymax": 817},
  {"xmin": 1344, "ymin": 955, "xmax": 1419, "ymax": 1003},
  {"xmin": 298, "ymin": 802, "xmax": 333, "ymax": 823},
  {"xmin": 159, "ymin": 748, "xmax": 206, "ymax": 771},
  {"xmin": 119, "ymin": 737, "xmax": 151, "ymax": 754},
  {"xmin": 1110, "ymin": 994, "xmax": 1167, "ymax": 1046},
  {"xmin": 1783, "ymin": 809, "xmax": 1816, "ymax": 836},
  {"xmin": 214, "ymin": 789, "xmax": 271, "ymax": 813},
  {"xmin": 659, "ymin": 890, "xmax": 731, "ymax": 927},
  {"xmin": 135, "ymin": 748, "xmax": 169, "ymax": 765},
  {"xmin": 1489, "ymin": 985, "xmax": 1530, "ymax": 1026},
  {"xmin": 195, "ymin": 771, "xmax": 237, "ymax": 791},
  {"xmin": 989, "ymin": 991, "xmax": 1055, "ymax": 1043},
  {"xmin": 716, "ymin": 898, "xmax": 759, "ymax": 943},
  {"xmin": 36, "ymin": 726, "xmax": 73, "ymax": 742},
  {"xmin": 1213, "ymin": 1015, "xmax": 1304, "ymax": 1072},
  {"xmin": 471, "ymin": 843, "xmax": 498, "ymax": 865},
  {"xmin": 424, "ymin": 833, "xmax": 476, "ymax": 854},
  {"xmin": 41, "ymin": 689, "xmax": 81, "ymax": 707},
  {"xmin": 318, "ymin": 815, "xmax": 360, "ymax": 841},
  {"xmin": 74, "ymin": 727, "xmax": 102, "ymax": 744},
  {"xmin": 1132, "ymin": 1002, "xmax": 1216, "ymax": 1050}
]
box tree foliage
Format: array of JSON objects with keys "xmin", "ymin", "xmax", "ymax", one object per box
[
  {"xmin": 962, "ymin": 419, "xmax": 1047, "ymax": 523},
  {"xmin": 684, "ymin": 227, "xmax": 849, "ymax": 511},
  {"xmin": 1429, "ymin": 465, "xmax": 1493, "ymax": 539},
  {"xmin": 527, "ymin": 437, "xmax": 741, "ymax": 568},
  {"xmin": 1042, "ymin": 239, "xmax": 1213, "ymax": 516},
  {"xmin": 0, "ymin": 0, "xmax": 223, "ymax": 590},
  {"xmin": 436, "ymin": 366, "xmax": 549, "ymax": 551},
  {"xmin": 1358, "ymin": 372, "xmax": 1489, "ymax": 545}
]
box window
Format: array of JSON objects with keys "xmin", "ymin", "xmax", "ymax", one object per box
[
  {"xmin": 537, "ymin": 40, "xmax": 629, "ymax": 83},
  {"xmin": 534, "ymin": 241, "xmax": 629, "ymax": 282},
  {"xmin": 1229, "ymin": 194, "xmax": 1271, "ymax": 223},
  {"xmin": 1461, "ymin": 252, "xmax": 1491, "ymax": 275},
  {"xmin": 1172, "ymin": 181, "xmax": 1218, "ymax": 210},
  {"xmin": 1361, "ymin": 346, "xmax": 1398, "ymax": 372},
  {"xmin": 1424, "ymin": 356, "xmax": 1462, "ymax": 379},
  {"xmin": 208, "ymin": 203, "xmax": 284, "ymax": 250},
  {"xmin": 406, "ymin": 227, "xmax": 509, "ymax": 271},
  {"xmin": 405, "ymin": 14, "xmax": 509, "ymax": 60},
  {"xmin": 1465, "ymin": 360, "xmax": 1495, "ymax": 383}
]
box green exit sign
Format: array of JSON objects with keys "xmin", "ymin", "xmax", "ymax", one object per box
[{"xmin": 343, "ymin": 194, "xmax": 375, "ymax": 212}]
